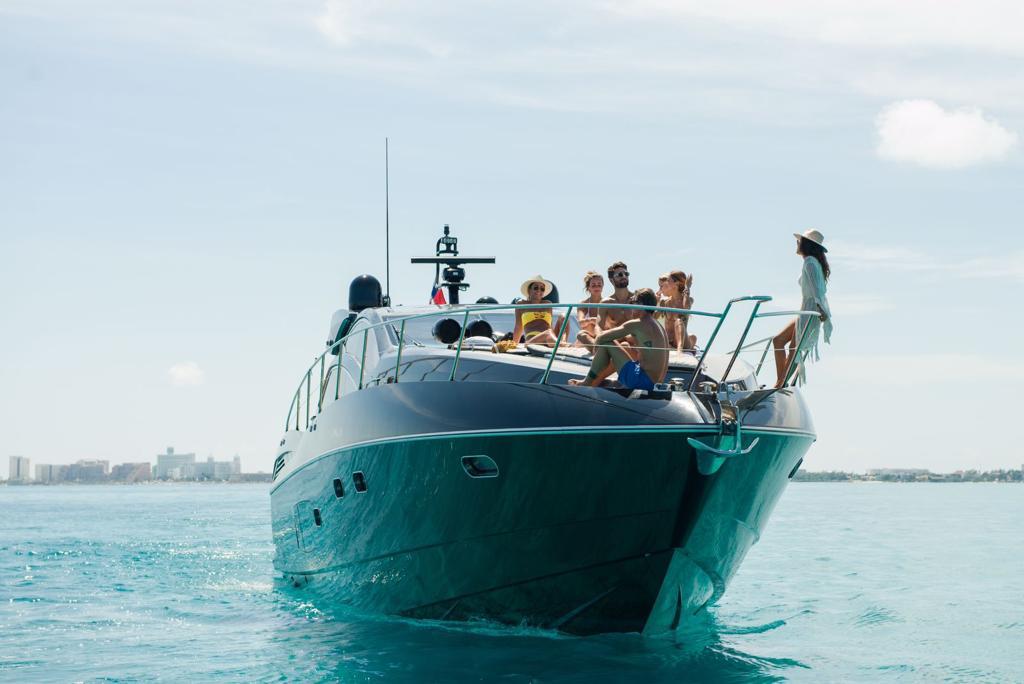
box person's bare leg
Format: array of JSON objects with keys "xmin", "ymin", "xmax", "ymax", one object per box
[
  {"xmin": 593, "ymin": 342, "xmax": 632, "ymax": 385},
  {"xmin": 576, "ymin": 319, "xmax": 598, "ymax": 351},
  {"xmin": 569, "ymin": 344, "xmax": 612, "ymax": 386},
  {"xmin": 576, "ymin": 331, "xmax": 596, "ymax": 353},
  {"xmin": 570, "ymin": 341, "xmax": 630, "ymax": 386},
  {"xmin": 591, "ymin": 349, "xmax": 625, "ymax": 384},
  {"xmin": 526, "ymin": 330, "xmax": 558, "ymax": 347},
  {"xmin": 773, "ymin": 320, "xmax": 796, "ymax": 388}
]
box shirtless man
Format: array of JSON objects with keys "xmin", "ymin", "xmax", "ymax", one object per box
[
  {"xmin": 599, "ymin": 261, "xmax": 634, "ymax": 330},
  {"xmin": 569, "ymin": 289, "xmax": 668, "ymax": 390}
]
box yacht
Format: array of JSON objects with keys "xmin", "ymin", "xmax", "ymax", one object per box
[{"xmin": 270, "ymin": 228, "xmax": 820, "ymax": 635}]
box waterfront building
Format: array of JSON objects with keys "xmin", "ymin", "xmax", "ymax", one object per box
[
  {"xmin": 8, "ymin": 455, "xmax": 31, "ymax": 483},
  {"xmin": 35, "ymin": 464, "xmax": 63, "ymax": 483},
  {"xmin": 194, "ymin": 456, "xmax": 237, "ymax": 481},
  {"xmin": 110, "ymin": 462, "xmax": 152, "ymax": 483},
  {"xmin": 64, "ymin": 460, "xmax": 110, "ymax": 482},
  {"xmin": 155, "ymin": 447, "xmax": 196, "ymax": 480}
]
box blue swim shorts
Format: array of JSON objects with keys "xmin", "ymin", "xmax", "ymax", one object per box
[{"xmin": 618, "ymin": 361, "xmax": 655, "ymax": 391}]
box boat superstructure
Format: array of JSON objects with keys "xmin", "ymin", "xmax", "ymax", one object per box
[{"xmin": 270, "ymin": 230, "xmax": 822, "ymax": 635}]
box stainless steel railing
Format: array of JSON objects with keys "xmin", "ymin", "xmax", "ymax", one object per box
[{"xmin": 284, "ymin": 298, "xmax": 822, "ymax": 432}]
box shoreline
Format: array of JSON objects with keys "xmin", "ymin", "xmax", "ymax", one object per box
[{"xmin": 1, "ymin": 479, "xmax": 272, "ymax": 487}]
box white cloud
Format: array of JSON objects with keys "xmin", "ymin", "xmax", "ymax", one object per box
[
  {"xmin": 167, "ymin": 361, "xmax": 205, "ymax": 387},
  {"xmin": 827, "ymin": 293, "xmax": 895, "ymax": 316},
  {"xmin": 770, "ymin": 292, "xmax": 894, "ymax": 317},
  {"xmin": 875, "ymin": 100, "xmax": 1017, "ymax": 169},
  {"xmin": 9, "ymin": 0, "xmax": 1024, "ymax": 119},
  {"xmin": 314, "ymin": 0, "xmax": 452, "ymax": 56},
  {"xmin": 830, "ymin": 242, "xmax": 938, "ymax": 273},
  {"xmin": 819, "ymin": 353, "xmax": 1024, "ymax": 385},
  {"xmin": 613, "ymin": 1, "xmax": 1024, "ymax": 55},
  {"xmin": 314, "ymin": 0, "xmax": 360, "ymax": 45},
  {"xmin": 831, "ymin": 241, "xmax": 1024, "ymax": 282}
]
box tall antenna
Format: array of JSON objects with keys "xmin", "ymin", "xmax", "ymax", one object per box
[{"xmin": 384, "ymin": 137, "xmax": 391, "ymax": 306}]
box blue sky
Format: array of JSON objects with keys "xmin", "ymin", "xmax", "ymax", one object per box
[{"xmin": 2, "ymin": 1, "xmax": 1022, "ymax": 475}]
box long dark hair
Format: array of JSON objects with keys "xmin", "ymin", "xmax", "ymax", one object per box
[{"xmin": 799, "ymin": 238, "xmax": 831, "ymax": 282}]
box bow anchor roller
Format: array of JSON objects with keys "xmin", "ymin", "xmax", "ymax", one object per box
[{"xmin": 688, "ymin": 384, "xmax": 760, "ymax": 475}]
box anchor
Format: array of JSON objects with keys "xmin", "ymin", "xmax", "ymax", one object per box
[{"xmin": 687, "ymin": 383, "xmax": 760, "ymax": 475}]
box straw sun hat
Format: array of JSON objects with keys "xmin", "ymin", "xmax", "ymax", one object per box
[
  {"xmin": 520, "ymin": 275, "xmax": 554, "ymax": 298},
  {"xmin": 793, "ymin": 229, "xmax": 827, "ymax": 252}
]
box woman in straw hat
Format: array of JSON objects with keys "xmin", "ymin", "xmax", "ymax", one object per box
[
  {"xmin": 511, "ymin": 275, "xmax": 561, "ymax": 347},
  {"xmin": 774, "ymin": 229, "xmax": 833, "ymax": 387}
]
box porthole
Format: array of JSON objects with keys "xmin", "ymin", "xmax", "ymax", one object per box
[
  {"xmin": 353, "ymin": 471, "xmax": 367, "ymax": 493},
  {"xmin": 313, "ymin": 508, "xmax": 323, "ymax": 526},
  {"xmin": 333, "ymin": 478, "xmax": 345, "ymax": 498}
]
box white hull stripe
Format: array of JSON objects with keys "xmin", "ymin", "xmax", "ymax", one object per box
[{"xmin": 270, "ymin": 424, "xmax": 816, "ymax": 494}]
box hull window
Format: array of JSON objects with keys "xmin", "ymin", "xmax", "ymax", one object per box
[
  {"xmin": 313, "ymin": 508, "xmax": 323, "ymax": 526},
  {"xmin": 273, "ymin": 451, "xmax": 291, "ymax": 480},
  {"xmin": 353, "ymin": 471, "xmax": 367, "ymax": 493},
  {"xmin": 461, "ymin": 455, "xmax": 499, "ymax": 478},
  {"xmin": 788, "ymin": 458, "xmax": 804, "ymax": 480},
  {"xmin": 333, "ymin": 478, "xmax": 345, "ymax": 498}
]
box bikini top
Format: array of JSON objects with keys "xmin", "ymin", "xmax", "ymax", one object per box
[
  {"xmin": 520, "ymin": 310, "xmax": 552, "ymax": 326},
  {"xmin": 578, "ymin": 298, "xmax": 602, "ymax": 318}
]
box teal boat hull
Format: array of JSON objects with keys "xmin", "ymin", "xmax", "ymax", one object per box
[{"xmin": 271, "ymin": 385, "xmax": 813, "ymax": 634}]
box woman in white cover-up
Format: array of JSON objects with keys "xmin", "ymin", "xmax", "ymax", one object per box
[{"xmin": 773, "ymin": 229, "xmax": 833, "ymax": 388}]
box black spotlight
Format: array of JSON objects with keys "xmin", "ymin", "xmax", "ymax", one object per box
[
  {"xmin": 432, "ymin": 318, "xmax": 462, "ymax": 345},
  {"xmin": 465, "ymin": 319, "xmax": 494, "ymax": 340},
  {"xmin": 475, "ymin": 296, "xmax": 498, "ymax": 304},
  {"xmin": 349, "ymin": 275, "xmax": 383, "ymax": 312},
  {"xmin": 546, "ymin": 283, "xmax": 560, "ymax": 304}
]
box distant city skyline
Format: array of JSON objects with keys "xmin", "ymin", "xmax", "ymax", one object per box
[
  {"xmin": 2, "ymin": 2, "xmax": 1021, "ymax": 473},
  {"xmin": 3, "ymin": 448, "xmax": 256, "ymax": 481}
]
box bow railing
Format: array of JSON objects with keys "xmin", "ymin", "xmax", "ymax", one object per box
[{"xmin": 283, "ymin": 298, "xmax": 821, "ymax": 432}]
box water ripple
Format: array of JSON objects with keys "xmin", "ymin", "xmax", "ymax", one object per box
[{"xmin": 1, "ymin": 483, "xmax": 1022, "ymax": 682}]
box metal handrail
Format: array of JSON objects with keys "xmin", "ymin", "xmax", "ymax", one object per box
[
  {"xmin": 685, "ymin": 296, "xmax": 769, "ymax": 391},
  {"xmin": 541, "ymin": 305, "xmax": 574, "ymax": 384},
  {"xmin": 281, "ymin": 300, "xmax": 823, "ymax": 431},
  {"xmin": 733, "ymin": 309, "xmax": 822, "ymax": 378},
  {"xmin": 283, "ymin": 301, "xmax": 715, "ymax": 430},
  {"xmin": 781, "ymin": 314, "xmax": 818, "ymax": 387},
  {"xmin": 448, "ymin": 309, "xmax": 472, "ymax": 382},
  {"xmin": 719, "ymin": 297, "xmax": 771, "ymax": 385}
]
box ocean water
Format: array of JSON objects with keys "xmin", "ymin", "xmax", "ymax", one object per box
[{"xmin": 1, "ymin": 483, "xmax": 1022, "ymax": 683}]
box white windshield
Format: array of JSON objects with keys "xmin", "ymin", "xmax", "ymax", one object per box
[{"xmin": 384, "ymin": 310, "xmax": 578, "ymax": 347}]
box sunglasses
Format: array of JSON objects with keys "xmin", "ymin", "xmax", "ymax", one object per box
[
  {"xmin": 611, "ymin": 271, "xmax": 629, "ymax": 278},
  {"xmin": 529, "ymin": 284, "xmax": 546, "ymax": 291}
]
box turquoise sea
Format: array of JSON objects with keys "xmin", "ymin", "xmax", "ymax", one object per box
[{"xmin": 1, "ymin": 483, "xmax": 1022, "ymax": 682}]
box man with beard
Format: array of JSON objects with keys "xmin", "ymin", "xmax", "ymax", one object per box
[{"xmin": 598, "ymin": 261, "xmax": 634, "ymax": 330}]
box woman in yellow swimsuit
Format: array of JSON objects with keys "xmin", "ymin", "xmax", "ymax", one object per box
[{"xmin": 512, "ymin": 275, "xmax": 561, "ymax": 346}]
